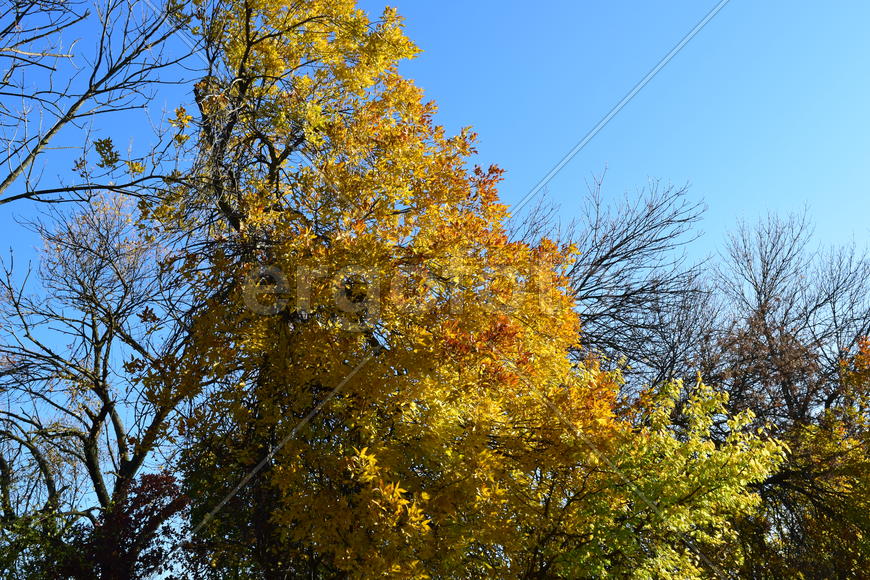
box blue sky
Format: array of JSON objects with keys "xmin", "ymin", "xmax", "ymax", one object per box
[
  {"xmin": 3, "ymin": 0, "xmax": 868, "ymax": 260},
  {"xmin": 359, "ymin": 0, "xmax": 870, "ymax": 256}
]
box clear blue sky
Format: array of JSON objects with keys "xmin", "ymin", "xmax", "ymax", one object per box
[
  {"xmin": 3, "ymin": 0, "xmax": 869, "ymax": 259},
  {"xmin": 359, "ymin": 0, "xmax": 870, "ymax": 255}
]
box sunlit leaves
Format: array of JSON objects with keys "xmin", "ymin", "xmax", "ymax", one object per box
[{"xmin": 164, "ymin": 1, "xmax": 785, "ymax": 577}]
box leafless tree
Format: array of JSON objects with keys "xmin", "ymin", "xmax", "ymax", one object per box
[
  {"xmin": 515, "ymin": 175, "xmax": 710, "ymax": 391},
  {"xmin": 0, "ymin": 0, "xmax": 194, "ymax": 205},
  {"xmin": 704, "ymin": 211, "xmax": 870, "ymax": 425},
  {"xmin": 0, "ymin": 196, "xmax": 196, "ymax": 577}
]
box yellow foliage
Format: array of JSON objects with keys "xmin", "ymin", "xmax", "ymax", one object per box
[{"xmin": 158, "ymin": 1, "xmax": 785, "ymax": 577}]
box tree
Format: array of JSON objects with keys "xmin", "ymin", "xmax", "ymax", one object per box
[
  {"xmin": 701, "ymin": 213, "xmax": 870, "ymax": 577},
  {"xmin": 539, "ymin": 176, "xmax": 711, "ymax": 392},
  {"xmin": 0, "ymin": 0, "xmax": 791, "ymax": 576},
  {"xmin": 0, "ymin": 196, "xmax": 195, "ymax": 578},
  {"xmin": 0, "ymin": 0, "xmax": 191, "ymax": 205},
  {"xmin": 158, "ymin": 1, "xmax": 783, "ymax": 577},
  {"xmin": 511, "ymin": 175, "xmax": 711, "ymax": 394},
  {"xmin": 577, "ymin": 208, "xmax": 870, "ymax": 576}
]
